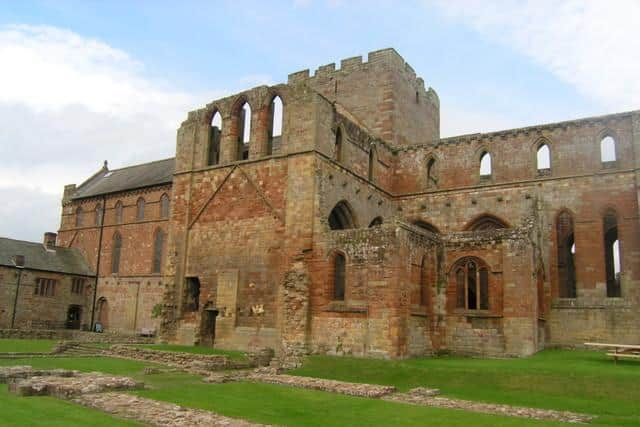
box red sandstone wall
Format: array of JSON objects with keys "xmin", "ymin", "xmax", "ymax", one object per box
[{"xmin": 57, "ymin": 186, "xmax": 171, "ymax": 333}]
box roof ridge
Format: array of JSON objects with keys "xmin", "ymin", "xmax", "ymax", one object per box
[
  {"xmin": 0, "ymin": 236, "xmax": 44, "ymax": 246},
  {"xmin": 107, "ymin": 157, "xmax": 175, "ymax": 173}
]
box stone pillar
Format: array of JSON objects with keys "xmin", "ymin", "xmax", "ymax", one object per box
[{"xmin": 220, "ymin": 113, "xmax": 239, "ymax": 164}]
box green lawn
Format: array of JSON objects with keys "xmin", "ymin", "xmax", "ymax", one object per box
[
  {"xmin": 0, "ymin": 384, "xmax": 142, "ymax": 427},
  {"xmin": 131, "ymin": 343, "xmax": 247, "ymax": 360},
  {"xmin": 291, "ymin": 349, "xmax": 640, "ymax": 427},
  {"xmin": 0, "ymin": 339, "xmax": 58, "ymax": 353},
  {"xmin": 137, "ymin": 380, "xmax": 568, "ymax": 427},
  {"xmin": 0, "ymin": 348, "xmax": 638, "ymax": 426}
]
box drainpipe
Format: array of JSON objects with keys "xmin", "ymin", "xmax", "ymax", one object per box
[
  {"xmin": 89, "ymin": 194, "xmax": 107, "ymax": 330},
  {"xmin": 10, "ymin": 255, "xmax": 25, "ymax": 329}
]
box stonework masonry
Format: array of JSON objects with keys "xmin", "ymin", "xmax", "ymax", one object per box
[{"xmin": 46, "ymin": 48, "xmax": 639, "ymax": 359}]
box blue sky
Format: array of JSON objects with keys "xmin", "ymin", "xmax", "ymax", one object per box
[{"xmin": 0, "ymin": 0, "xmax": 638, "ymax": 241}]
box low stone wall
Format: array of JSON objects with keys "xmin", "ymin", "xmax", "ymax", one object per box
[
  {"xmin": 384, "ymin": 388, "xmax": 594, "ymax": 424},
  {"xmin": 1, "ymin": 366, "xmax": 140, "ymax": 399},
  {"xmin": 0, "ymin": 329, "xmax": 154, "ymax": 344},
  {"xmin": 246, "ymin": 373, "xmax": 397, "ymax": 398},
  {"xmin": 74, "ymin": 392, "xmax": 270, "ymax": 427},
  {"xmin": 0, "ymin": 366, "xmax": 76, "ymax": 383},
  {"xmin": 107, "ymin": 345, "xmax": 272, "ymax": 372}
]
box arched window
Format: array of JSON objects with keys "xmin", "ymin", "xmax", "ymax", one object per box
[
  {"xmin": 419, "ymin": 255, "xmax": 428, "ymax": 306},
  {"xmin": 368, "ymin": 146, "xmax": 376, "ymax": 182},
  {"xmin": 335, "ymin": 127, "xmax": 343, "ymax": 162},
  {"xmin": 556, "ymin": 211, "xmax": 576, "ymax": 298},
  {"xmin": 600, "ymin": 136, "xmax": 616, "ymax": 163},
  {"xmin": 111, "ymin": 232, "xmax": 122, "ymax": 274},
  {"xmin": 369, "ymin": 216, "xmax": 383, "ymax": 227},
  {"xmin": 603, "ymin": 211, "xmax": 621, "ymax": 297},
  {"xmin": 454, "ymin": 258, "xmax": 489, "ymax": 310},
  {"xmin": 465, "ymin": 214, "xmax": 509, "ymax": 231},
  {"xmin": 75, "ymin": 206, "xmax": 83, "ymax": 228},
  {"xmin": 136, "ymin": 198, "xmax": 145, "ymax": 221},
  {"xmin": 160, "ymin": 194, "xmax": 170, "ymax": 219},
  {"xmin": 414, "ymin": 221, "xmax": 439, "ymax": 234},
  {"xmin": 237, "ymin": 101, "xmax": 251, "ymax": 160},
  {"xmin": 479, "ymin": 151, "xmax": 492, "ymax": 177},
  {"xmin": 115, "ymin": 201, "xmax": 123, "ymax": 224},
  {"xmin": 208, "ymin": 111, "xmax": 222, "ymax": 166},
  {"xmin": 536, "ymin": 143, "xmax": 551, "ymax": 171},
  {"xmin": 328, "ymin": 201, "xmax": 357, "ymax": 230},
  {"xmin": 94, "ymin": 204, "xmax": 103, "ymax": 226},
  {"xmin": 152, "ymin": 229, "xmax": 165, "ymax": 274},
  {"xmin": 426, "ymin": 157, "xmax": 437, "ymax": 188},
  {"xmin": 268, "ymin": 95, "xmax": 283, "ymax": 155},
  {"xmin": 333, "ymin": 252, "xmax": 346, "ymax": 301}
]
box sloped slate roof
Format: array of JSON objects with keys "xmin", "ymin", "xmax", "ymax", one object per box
[
  {"xmin": 0, "ymin": 237, "xmax": 95, "ymax": 276},
  {"xmin": 72, "ymin": 158, "xmax": 175, "ymax": 200}
]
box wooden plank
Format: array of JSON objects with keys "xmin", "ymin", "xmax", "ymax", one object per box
[
  {"xmin": 584, "ymin": 342, "xmax": 640, "ymax": 350},
  {"xmin": 606, "ymin": 352, "xmax": 640, "ymax": 359}
]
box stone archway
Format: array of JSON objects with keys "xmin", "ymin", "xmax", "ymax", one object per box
[{"xmin": 96, "ymin": 297, "xmax": 109, "ymax": 330}]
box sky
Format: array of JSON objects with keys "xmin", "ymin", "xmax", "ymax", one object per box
[{"xmin": 0, "ymin": 0, "xmax": 639, "ymax": 242}]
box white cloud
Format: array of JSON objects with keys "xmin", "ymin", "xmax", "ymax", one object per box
[
  {"xmin": 431, "ymin": 0, "xmax": 640, "ymax": 111},
  {"xmin": 0, "ymin": 24, "xmax": 226, "ymax": 241},
  {"xmin": 440, "ymin": 104, "xmax": 512, "ymax": 137}
]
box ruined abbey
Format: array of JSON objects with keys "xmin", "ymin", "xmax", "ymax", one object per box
[{"xmin": 6, "ymin": 48, "xmax": 638, "ymax": 358}]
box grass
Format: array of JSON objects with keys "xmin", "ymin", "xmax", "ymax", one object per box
[
  {"xmin": 291, "ymin": 349, "xmax": 640, "ymax": 427},
  {"xmin": 131, "ymin": 343, "xmax": 247, "ymax": 360},
  {"xmin": 0, "ymin": 346, "xmax": 638, "ymax": 426},
  {"xmin": 137, "ymin": 380, "xmax": 568, "ymax": 427},
  {"xmin": 0, "ymin": 339, "xmax": 58, "ymax": 353},
  {"xmin": 0, "ymin": 384, "xmax": 142, "ymax": 427}
]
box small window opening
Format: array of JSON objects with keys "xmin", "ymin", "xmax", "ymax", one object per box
[
  {"xmin": 237, "ymin": 102, "xmax": 251, "ymax": 160},
  {"xmin": 75, "ymin": 206, "xmax": 83, "ymax": 228},
  {"xmin": 268, "ymin": 96, "xmax": 283, "ymax": 155},
  {"xmin": 479, "ymin": 152, "xmax": 492, "ymax": 176},
  {"xmin": 328, "ymin": 201, "xmax": 357, "ymax": 230},
  {"xmin": 136, "ymin": 198, "xmax": 145, "ymax": 221},
  {"xmin": 603, "ymin": 212, "xmax": 621, "ymax": 297},
  {"xmin": 466, "ymin": 215, "xmax": 508, "ymax": 231},
  {"xmin": 419, "ymin": 256, "xmax": 428, "ymax": 306},
  {"xmin": 115, "ymin": 201, "xmax": 123, "ymax": 224},
  {"xmin": 414, "ymin": 221, "xmax": 439, "ymax": 234},
  {"xmin": 208, "ymin": 111, "xmax": 222, "ymax": 166},
  {"xmin": 426, "ymin": 157, "xmax": 437, "ymax": 188},
  {"xmin": 536, "ymin": 144, "xmax": 550, "ymax": 170},
  {"xmin": 369, "ymin": 217, "xmax": 383, "ymax": 227},
  {"xmin": 335, "ymin": 127, "xmax": 343, "ymax": 162},
  {"xmin": 368, "ymin": 146, "xmax": 376, "ymax": 181},
  {"xmin": 152, "ymin": 229, "xmax": 165, "ymax": 274},
  {"xmin": 95, "ymin": 204, "xmax": 103, "ymax": 226},
  {"xmin": 600, "ymin": 136, "xmax": 616, "ymax": 163},
  {"xmin": 185, "ymin": 277, "xmax": 200, "ymax": 312},
  {"xmin": 556, "ymin": 211, "xmax": 576, "ymax": 298},
  {"xmin": 111, "ymin": 232, "xmax": 122, "ymax": 274},
  {"xmin": 333, "ymin": 253, "xmax": 346, "ymax": 301},
  {"xmin": 160, "ymin": 194, "xmax": 170, "ymax": 219}
]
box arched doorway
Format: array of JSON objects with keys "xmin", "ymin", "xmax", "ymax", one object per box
[{"xmin": 96, "ymin": 297, "xmax": 109, "ymax": 330}]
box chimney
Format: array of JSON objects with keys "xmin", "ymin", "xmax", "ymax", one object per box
[
  {"xmin": 44, "ymin": 232, "xmax": 57, "ymax": 249},
  {"xmin": 13, "ymin": 255, "xmax": 25, "ymax": 268}
]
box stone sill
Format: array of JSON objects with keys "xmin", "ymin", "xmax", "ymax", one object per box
[
  {"xmin": 551, "ymin": 298, "xmax": 631, "ymax": 309},
  {"xmin": 454, "ymin": 310, "xmax": 502, "ymax": 319},
  {"xmin": 324, "ymin": 302, "xmax": 368, "ymax": 314},
  {"xmin": 410, "ymin": 306, "xmax": 429, "ymax": 317}
]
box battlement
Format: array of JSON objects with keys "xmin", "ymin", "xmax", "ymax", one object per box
[{"xmin": 287, "ymin": 48, "xmax": 437, "ymax": 106}]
